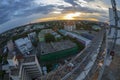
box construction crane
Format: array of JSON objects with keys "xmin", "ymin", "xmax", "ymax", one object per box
[
  {"xmin": 110, "ymin": 0, "xmax": 119, "ymax": 50},
  {"xmin": 98, "ymin": 0, "xmax": 119, "ymax": 80}
]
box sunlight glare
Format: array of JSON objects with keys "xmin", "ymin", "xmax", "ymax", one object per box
[{"xmin": 63, "ymin": 12, "xmax": 81, "ymax": 20}]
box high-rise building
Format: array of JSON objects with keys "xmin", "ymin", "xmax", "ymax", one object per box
[
  {"xmin": 19, "ymin": 55, "xmax": 42, "ymax": 80},
  {"xmin": 9, "ymin": 55, "xmax": 42, "ymax": 80}
]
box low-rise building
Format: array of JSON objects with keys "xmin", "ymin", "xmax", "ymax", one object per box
[
  {"xmin": 67, "ymin": 32, "xmax": 91, "ymax": 46},
  {"xmin": 33, "ymin": 24, "xmax": 45, "ymax": 30},
  {"xmin": 24, "ymin": 25, "xmax": 31, "ymax": 31},
  {"xmin": 15, "ymin": 37, "xmax": 33, "ymax": 54},
  {"xmin": 59, "ymin": 30, "xmax": 91, "ymax": 46},
  {"xmin": 28, "ymin": 32, "xmax": 37, "ymax": 43},
  {"xmin": 58, "ymin": 29, "xmax": 68, "ymax": 36},
  {"xmin": 92, "ymin": 25, "xmax": 101, "ymax": 31},
  {"xmin": 64, "ymin": 21, "xmax": 76, "ymax": 31}
]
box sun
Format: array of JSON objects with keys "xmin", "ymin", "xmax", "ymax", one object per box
[{"xmin": 63, "ymin": 12, "xmax": 81, "ymax": 20}]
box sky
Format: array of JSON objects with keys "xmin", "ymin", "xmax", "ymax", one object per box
[{"xmin": 0, "ymin": 0, "xmax": 120, "ymax": 33}]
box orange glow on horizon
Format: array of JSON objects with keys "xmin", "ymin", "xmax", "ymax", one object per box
[
  {"xmin": 33, "ymin": 13, "xmax": 99, "ymax": 23},
  {"xmin": 63, "ymin": 12, "xmax": 81, "ymax": 20}
]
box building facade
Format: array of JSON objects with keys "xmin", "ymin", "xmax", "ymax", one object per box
[
  {"xmin": 9, "ymin": 55, "xmax": 42, "ymax": 80},
  {"xmin": 19, "ymin": 55, "xmax": 42, "ymax": 80}
]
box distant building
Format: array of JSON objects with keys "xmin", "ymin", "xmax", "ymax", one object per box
[
  {"xmin": 28, "ymin": 32, "xmax": 37, "ymax": 43},
  {"xmin": 64, "ymin": 21, "xmax": 76, "ymax": 31},
  {"xmin": 58, "ymin": 29, "xmax": 68, "ymax": 36},
  {"xmin": 92, "ymin": 25, "xmax": 101, "ymax": 31},
  {"xmin": 59, "ymin": 30, "xmax": 91, "ymax": 46},
  {"xmin": 67, "ymin": 32, "xmax": 91, "ymax": 46},
  {"xmin": 24, "ymin": 25, "xmax": 31, "ymax": 31},
  {"xmin": 15, "ymin": 37, "xmax": 33, "ymax": 54},
  {"xmin": 33, "ymin": 24, "xmax": 45, "ymax": 30},
  {"xmin": 7, "ymin": 40, "xmax": 14, "ymax": 52}
]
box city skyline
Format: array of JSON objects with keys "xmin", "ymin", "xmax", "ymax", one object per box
[
  {"xmin": 0, "ymin": 0, "xmax": 120, "ymax": 34},
  {"xmin": 0, "ymin": 0, "xmax": 120, "ymax": 23}
]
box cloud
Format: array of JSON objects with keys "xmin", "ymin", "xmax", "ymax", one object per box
[
  {"xmin": 33, "ymin": 0, "xmax": 72, "ymax": 7},
  {"xmin": 64, "ymin": 0, "xmax": 78, "ymax": 6},
  {"xmin": 0, "ymin": 0, "xmax": 35, "ymax": 24},
  {"xmin": 0, "ymin": 0, "xmax": 120, "ymax": 26}
]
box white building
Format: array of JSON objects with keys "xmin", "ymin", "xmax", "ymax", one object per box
[
  {"xmin": 64, "ymin": 21, "xmax": 76, "ymax": 31},
  {"xmin": 67, "ymin": 32, "xmax": 91, "ymax": 46},
  {"xmin": 9, "ymin": 55, "xmax": 42, "ymax": 80},
  {"xmin": 15, "ymin": 37, "xmax": 33, "ymax": 54},
  {"xmin": 59, "ymin": 29, "xmax": 91, "ymax": 46}
]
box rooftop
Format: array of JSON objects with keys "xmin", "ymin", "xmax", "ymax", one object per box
[
  {"xmin": 23, "ymin": 55, "xmax": 36, "ymax": 63},
  {"xmin": 15, "ymin": 37, "xmax": 31, "ymax": 46},
  {"xmin": 7, "ymin": 51, "xmax": 15, "ymax": 59},
  {"xmin": 8, "ymin": 55, "xmax": 37, "ymax": 79},
  {"xmin": 67, "ymin": 32, "xmax": 91, "ymax": 42}
]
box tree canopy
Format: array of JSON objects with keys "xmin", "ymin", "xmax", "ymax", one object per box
[{"xmin": 45, "ymin": 33, "xmax": 55, "ymax": 42}]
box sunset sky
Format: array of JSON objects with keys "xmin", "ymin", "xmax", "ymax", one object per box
[{"xmin": 0, "ymin": 0, "xmax": 120, "ymax": 33}]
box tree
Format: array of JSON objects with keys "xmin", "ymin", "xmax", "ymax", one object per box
[{"xmin": 45, "ymin": 33, "xmax": 55, "ymax": 42}]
